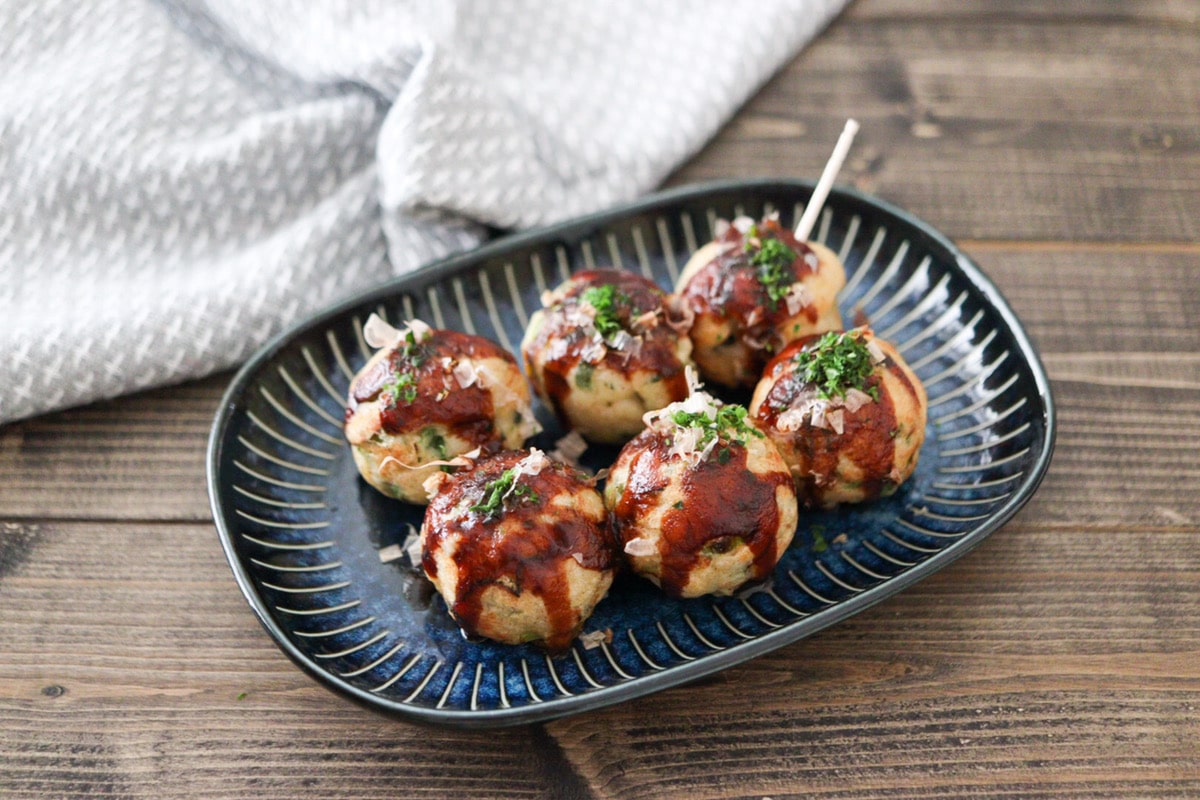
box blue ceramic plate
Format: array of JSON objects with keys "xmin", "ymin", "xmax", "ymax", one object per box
[{"xmin": 207, "ymin": 179, "xmax": 1055, "ymax": 727}]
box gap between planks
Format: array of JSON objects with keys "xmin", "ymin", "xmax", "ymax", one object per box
[{"xmin": 955, "ymin": 239, "xmax": 1200, "ymax": 254}]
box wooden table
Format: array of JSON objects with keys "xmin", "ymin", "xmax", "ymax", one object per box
[{"xmin": 3, "ymin": 2, "xmax": 1198, "ymax": 797}]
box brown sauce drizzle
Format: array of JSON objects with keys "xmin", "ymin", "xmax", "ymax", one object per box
[
  {"xmin": 525, "ymin": 269, "xmax": 690, "ymax": 420},
  {"xmin": 680, "ymin": 218, "xmax": 821, "ymax": 346},
  {"xmin": 609, "ymin": 431, "xmax": 671, "ymax": 536},
  {"xmin": 613, "ymin": 432, "xmax": 788, "ymax": 597},
  {"xmin": 756, "ymin": 334, "xmax": 907, "ymax": 506},
  {"xmin": 346, "ymin": 330, "xmax": 514, "ymax": 447},
  {"xmin": 422, "ymin": 451, "xmax": 615, "ymax": 650}
]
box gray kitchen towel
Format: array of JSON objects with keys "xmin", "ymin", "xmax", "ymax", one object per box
[{"xmin": 0, "ymin": 0, "xmax": 847, "ymax": 425}]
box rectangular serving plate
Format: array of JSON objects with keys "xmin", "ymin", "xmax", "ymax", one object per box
[{"xmin": 207, "ymin": 179, "xmax": 1055, "ymax": 726}]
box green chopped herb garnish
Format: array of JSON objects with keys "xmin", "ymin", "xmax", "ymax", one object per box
[
  {"xmin": 574, "ymin": 362, "xmax": 594, "ymax": 389},
  {"xmin": 747, "ymin": 236, "xmax": 797, "ymax": 307},
  {"xmin": 385, "ymin": 371, "xmax": 418, "ymax": 404},
  {"xmin": 382, "ymin": 328, "xmax": 431, "ymax": 406},
  {"xmin": 794, "ymin": 331, "xmax": 880, "ymax": 401},
  {"xmin": 420, "ymin": 427, "xmax": 449, "ymax": 460},
  {"xmin": 672, "ymin": 500, "xmax": 685, "ymax": 509},
  {"xmin": 670, "ymin": 403, "xmax": 764, "ymax": 451},
  {"xmin": 581, "ymin": 284, "xmax": 629, "ymax": 340},
  {"xmin": 401, "ymin": 329, "xmax": 426, "ymax": 367},
  {"xmin": 470, "ymin": 468, "xmax": 540, "ymax": 516},
  {"xmin": 811, "ymin": 525, "xmax": 828, "ymax": 553}
]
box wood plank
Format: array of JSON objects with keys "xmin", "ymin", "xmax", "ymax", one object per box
[
  {"xmin": 2, "ymin": 4, "xmax": 1198, "ymax": 797},
  {"xmin": 2, "ymin": 250, "xmax": 1195, "ymax": 529},
  {"xmin": 0, "ymin": 519, "xmax": 572, "ymax": 798},
  {"xmin": 974, "ymin": 250, "xmax": 1200, "ymax": 526},
  {"xmin": 549, "ymin": 688, "xmax": 1198, "ymax": 799},
  {"xmin": 669, "ymin": 6, "xmax": 1200, "ymax": 242},
  {"xmin": 0, "ymin": 705, "xmax": 564, "ymax": 799},
  {"xmin": 2, "ymin": 513, "xmax": 1197, "ymax": 796},
  {"xmin": 11, "ymin": 378, "xmax": 1200, "ymax": 530},
  {"xmin": 542, "ymin": 522, "xmax": 1200, "ymax": 798},
  {"xmin": 0, "ymin": 520, "xmax": 336, "ymax": 697},
  {"xmin": 4, "ymin": 521, "xmax": 1196, "ymax": 681},
  {"xmin": 1023, "ymin": 383, "xmax": 1200, "ymax": 526},
  {"xmin": 0, "ymin": 378, "xmax": 226, "ymax": 521},
  {"xmin": 973, "ymin": 249, "xmax": 1200, "ymax": 356},
  {"xmin": 855, "ymin": 0, "xmax": 1199, "ymax": 25}
]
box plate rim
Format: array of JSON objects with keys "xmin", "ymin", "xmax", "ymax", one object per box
[{"xmin": 206, "ymin": 177, "xmax": 1057, "ymax": 727}]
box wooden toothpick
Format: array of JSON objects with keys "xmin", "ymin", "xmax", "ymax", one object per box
[{"xmin": 794, "ymin": 119, "xmax": 859, "ymax": 242}]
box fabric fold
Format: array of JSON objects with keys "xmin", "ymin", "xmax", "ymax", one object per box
[{"xmin": 0, "ymin": 0, "xmax": 847, "ymax": 424}]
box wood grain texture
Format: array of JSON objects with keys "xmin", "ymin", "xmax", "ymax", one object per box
[
  {"xmin": 2, "ymin": 251, "xmax": 1195, "ymax": 527},
  {"xmin": 849, "ymin": 0, "xmax": 1200, "ymax": 23},
  {"xmin": 2, "ymin": 1, "xmax": 1199, "ymax": 798},
  {"xmin": 0, "ymin": 380, "xmax": 222, "ymax": 522},
  {"xmin": 0, "ymin": 521, "xmax": 573, "ymax": 799},
  {"xmin": 669, "ymin": 2, "xmax": 1200, "ymax": 243}
]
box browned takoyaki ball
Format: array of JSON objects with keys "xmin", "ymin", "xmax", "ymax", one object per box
[
  {"xmin": 676, "ymin": 214, "xmax": 845, "ymax": 388},
  {"xmin": 604, "ymin": 380, "xmax": 798, "ymax": 598},
  {"xmin": 420, "ymin": 449, "xmax": 616, "ymax": 650},
  {"xmin": 749, "ymin": 328, "xmax": 927, "ymax": 509},
  {"xmin": 520, "ymin": 269, "xmax": 693, "ymax": 444},
  {"xmin": 344, "ymin": 316, "xmax": 537, "ymax": 503}
]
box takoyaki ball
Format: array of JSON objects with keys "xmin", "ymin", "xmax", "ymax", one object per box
[
  {"xmin": 749, "ymin": 328, "xmax": 927, "ymax": 509},
  {"xmin": 520, "ymin": 269, "xmax": 694, "ymax": 444},
  {"xmin": 677, "ymin": 214, "xmax": 846, "ymax": 388},
  {"xmin": 344, "ymin": 315, "xmax": 538, "ymax": 504},
  {"xmin": 420, "ymin": 449, "xmax": 616, "ymax": 650},
  {"xmin": 605, "ymin": 380, "xmax": 798, "ymax": 598}
]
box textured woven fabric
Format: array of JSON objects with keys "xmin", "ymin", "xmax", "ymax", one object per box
[{"xmin": 0, "ymin": 0, "xmax": 846, "ymax": 424}]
